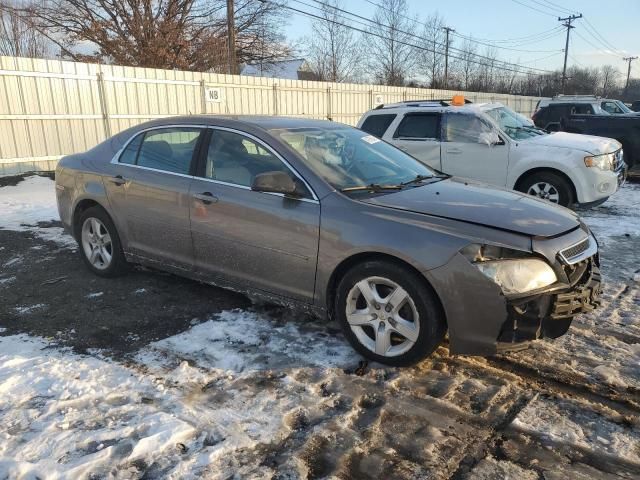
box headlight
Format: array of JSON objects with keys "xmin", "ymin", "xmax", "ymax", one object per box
[
  {"xmin": 584, "ymin": 153, "xmax": 614, "ymax": 171},
  {"xmin": 461, "ymin": 244, "xmax": 557, "ymax": 295},
  {"xmin": 474, "ymin": 259, "xmax": 558, "ymax": 295}
]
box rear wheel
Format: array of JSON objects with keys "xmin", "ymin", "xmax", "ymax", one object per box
[
  {"xmin": 518, "ymin": 171, "xmax": 574, "ymax": 207},
  {"xmin": 77, "ymin": 206, "xmax": 128, "ymax": 277},
  {"xmin": 335, "ymin": 260, "xmax": 446, "ymax": 366}
]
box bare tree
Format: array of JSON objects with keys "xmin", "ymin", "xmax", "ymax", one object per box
[
  {"xmin": 303, "ymin": 0, "xmax": 362, "ymax": 82},
  {"xmin": 366, "ymin": 0, "xmax": 416, "ymax": 86},
  {"xmin": 0, "ymin": 0, "xmax": 50, "ymax": 57},
  {"xmin": 15, "ymin": 0, "xmax": 289, "ymax": 72},
  {"xmin": 419, "ymin": 12, "xmax": 445, "ymax": 88},
  {"xmin": 455, "ymin": 37, "xmax": 477, "ymax": 90},
  {"xmin": 600, "ymin": 64, "xmax": 620, "ymax": 97}
]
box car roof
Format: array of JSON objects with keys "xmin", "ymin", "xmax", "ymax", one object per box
[{"xmin": 122, "ymin": 115, "xmax": 349, "ymax": 132}]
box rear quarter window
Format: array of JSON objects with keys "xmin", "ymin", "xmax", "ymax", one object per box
[{"xmin": 360, "ymin": 114, "xmax": 397, "ymax": 138}]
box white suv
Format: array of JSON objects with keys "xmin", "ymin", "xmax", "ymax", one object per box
[{"xmin": 357, "ymin": 99, "xmax": 626, "ymax": 207}]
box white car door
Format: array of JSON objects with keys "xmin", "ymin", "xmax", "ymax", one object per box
[
  {"xmin": 440, "ymin": 112, "xmax": 509, "ymax": 186},
  {"xmin": 384, "ymin": 112, "xmax": 442, "ymax": 170}
]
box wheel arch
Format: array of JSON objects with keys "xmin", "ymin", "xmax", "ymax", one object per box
[
  {"xmin": 325, "ymin": 251, "xmax": 447, "ymax": 326},
  {"xmin": 71, "ymin": 198, "xmax": 110, "ymax": 240},
  {"xmin": 514, "ymin": 167, "xmax": 577, "ymax": 203}
]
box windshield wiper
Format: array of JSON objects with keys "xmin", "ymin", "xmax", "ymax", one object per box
[
  {"xmin": 340, "ymin": 183, "xmax": 403, "ymax": 193},
  {"xmin": 400, "ymin": 174, "xmax": 448, "ymax": 186}
]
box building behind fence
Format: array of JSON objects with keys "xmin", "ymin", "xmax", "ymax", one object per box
[{"xmin": 0, "ymin": 55, "xmax": 544, "ymax": 175}]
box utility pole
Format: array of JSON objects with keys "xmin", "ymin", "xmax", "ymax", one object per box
[
  {"xmin": 227, "ymin": 0, "xmax": 236, "ymax": 75},
  {"xmin": 623, "ymin": 56, "xmax": 638, "ymax": 99},
  {"xmin": 442, "ymin": 26, "xmax": 455, "ymax": 89},
  {"xmin": 558, "ymin": 13, "xmax": 582, "ymax": 92}
]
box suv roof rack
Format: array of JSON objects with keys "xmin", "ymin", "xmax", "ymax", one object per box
[
  {"xmin": 374, "ymin": 98, "xmax": 473, "ymax": 109},
  {"xmin": 552, "ymin": 94, "xmax": 600, "ymax": 100}
]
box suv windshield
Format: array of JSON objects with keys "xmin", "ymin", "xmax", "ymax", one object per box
[
  {"xmin": 484, "ymin": 106, "xmax": 547, "ymax": 140},
  {"xmin": 272, "ymin": 126, "xmax": 439, "ymax": 193}
]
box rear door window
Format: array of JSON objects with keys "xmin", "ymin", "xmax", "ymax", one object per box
[
  {"xmin": 360, "ymin": 114, "xmax": 397, "ymax": 138},
  {"xmin": 119, "ymin": 127, "xmax": 203, "ymax": 175},
  {"xmin": 570, "ymin": 104, "xmax": 595, "ymax": 114},
  {"xmin": 394, "ymin": 113, "xmax": 441, "ymax": 139}
]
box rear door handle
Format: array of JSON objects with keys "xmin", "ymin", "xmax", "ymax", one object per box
[
  {"xmin": 108, "ymin": 175, "xmax": 126, "ymax": 185},
  {"xmin": 446, "ymin": 148, "xmax": 463, "ymax": 154},
  {"xmin": 193, "ymin": 192, "xmax": 218, "ymax": 205}
]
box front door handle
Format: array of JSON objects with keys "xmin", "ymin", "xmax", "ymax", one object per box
[
  {"xmin": 193, "ymin": 192, "xmax": 218, "ymax": 205},
  {"xmin": 446, "ymin": 148, "xmax": 462, "ymax": 154},
  {"xmin": 108, "ymin": 175, "xmax": 126, "ymax": 185}
]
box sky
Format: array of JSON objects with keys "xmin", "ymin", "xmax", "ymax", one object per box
[{"xmin": 285, "ymin": 0, "xmax": 640, "ymax": 79}]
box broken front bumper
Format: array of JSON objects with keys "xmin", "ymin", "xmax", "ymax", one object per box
[{"xmin": 497, "ymin": 256, "xmax": 601, "ymax": 347}]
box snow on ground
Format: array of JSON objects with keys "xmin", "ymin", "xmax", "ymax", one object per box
[
  {"xmin": 1, "ymin": 175, "xmax": 640, "ymax": 478},
  {"xmin": 579, "ymin": 181, "xmax": 640, "ymax": 243},
  {"xmin": 0, "ymin": 175, "xmax": 76, "ymax": 248}
]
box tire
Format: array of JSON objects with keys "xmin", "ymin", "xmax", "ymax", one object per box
[
  {"xmin": 76, "ymin": 206, "xmax": 128, "ymax": 277},
  {"xmin": 335, "ymin": 260, "xmax": 446, "ymax": 366},
  {"xmin": 518, "ymin": 171, "xmax": 574, "ymax": 207}
]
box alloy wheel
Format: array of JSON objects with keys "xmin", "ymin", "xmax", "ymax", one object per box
[
  {"xmin": 345, "ymin": 276, "xmax": 420, "ymax": 357},
  {"xmin": 81, "ymin": 217, "xmax": 113, "ymax": 270},
  {"xmin": 527, "ymin": 182, "xmax": 560, "ymax": 203}
]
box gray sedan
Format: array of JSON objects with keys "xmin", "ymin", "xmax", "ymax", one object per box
[{"xmin": 55, "ymin": 116, "xmax": 601, "ymax": 365}]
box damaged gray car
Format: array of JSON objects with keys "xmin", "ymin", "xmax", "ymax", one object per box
[{"xmin": 55, "ymin": 116, "xmax": 602, "ymax": 366}]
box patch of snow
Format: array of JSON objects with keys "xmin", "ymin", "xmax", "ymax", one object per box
[
  {"xmin": 0, "ymin": 328, "xmax": 6, "ymax": 333},
  {"xmin": 137, "ymin": 309, "xmax": 358, "ymax": 373},
  {"xmin": 86, "ymin": 292, "xmax": 104, "ymax": 299},
  {"xmin": 13, "ymin": 304, "xmax": 47, "ymax": 315},
  {"xmin": 513, "ymin": 395, "xmax": 640, "ymax": 465},
  {"xmin": 0, "ymin": 276, "xmax": 16, "ymax": 286},
  {"xmin": 3, "ymin": 256, "xmax": 22, "ymax": 267},
  {"xmin": 580, "ymin": 183, "xmax": 640, "ymax": 242},
  {"xmin": 134, "ymin": 288, "xmax": 147, "ymax": 294},
  {"xmin": 0, "ymin": 175, "xmax": 75, "ymax": 248},
  {"xmin": 463, "ymin": 456, "xmax": 539, "ymax": 479}
]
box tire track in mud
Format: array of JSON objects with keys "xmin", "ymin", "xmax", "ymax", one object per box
[{"xmin": 444, "ymin": 354, "xmax": 640, "ymax": 417}]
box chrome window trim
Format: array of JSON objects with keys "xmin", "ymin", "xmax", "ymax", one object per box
[
  {"xmin": 205, "ymin": 125, "xmax": 319, "ymax": 202},
  {"xmin": 110, "ymin": 124, "xmax": 208, "ymax": 175},
  {"xmin": 109, "ymin": 123, "xmax": 320, "ymax": 203},
  {"xmin": 558, "ymin": 234, "xmax": 598, "ymax": 265}
]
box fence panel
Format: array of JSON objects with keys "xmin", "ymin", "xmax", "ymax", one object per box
[{"xmin": 0, "ymin": 55, "xmax": 544, "ymax": 175}]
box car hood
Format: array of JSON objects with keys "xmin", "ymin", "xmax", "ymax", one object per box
[
  {"xmin": 361, "ymin": 178, "xmax": 580, "ymax": 238},
  {"xmin": 522, "ymin": 132, "xmax": 621, "ymax": 155}
]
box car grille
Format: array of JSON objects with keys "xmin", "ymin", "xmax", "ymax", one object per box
[
  {"xmin": 552, "ymin": 261, "xmax": 601, "ymax": 319},
  {"xmin": 559, "ymin": 237, "xmax": 590, "ymax": 264}
]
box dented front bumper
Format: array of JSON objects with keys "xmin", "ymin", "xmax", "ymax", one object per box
[{"xmin": 497, "ymin": 256, "xmax": 601, "ymax": 347}]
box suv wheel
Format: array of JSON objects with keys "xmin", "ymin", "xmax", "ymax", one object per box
[
  {"xmin": 518, "ymin": 172, "xmax": 573, "ymax": 207},
  {"xmin": 77, "ymin": 206, "xmax": 128, "ymax": 277},
  {"xmin": 335, "ymin": 260, "xmax": 446, "ymax": 366}
]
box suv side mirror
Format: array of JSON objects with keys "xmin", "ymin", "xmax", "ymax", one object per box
[{"xmin": 252, "ymin": 171, "xmax": 300, "ymax": 197}]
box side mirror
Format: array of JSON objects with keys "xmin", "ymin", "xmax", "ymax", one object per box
[
  {"xmin": 251, "ymin": 171, "xmax": 299, "ymax": 197},
  {"xmin": 478, "ymin": 131, "xmax": 501, "ymax": 146}
]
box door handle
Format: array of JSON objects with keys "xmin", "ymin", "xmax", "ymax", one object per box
[
  {"xmin": 446, "ymin": 148, "xmax": 462, "ymax": 154},
  {"xmin": 108, "ymin": 175, "xmax": 126, "ymax": 185},
  {"xmin": 193, "ymin": 192, "xmax": 218, "ymax": 205}
]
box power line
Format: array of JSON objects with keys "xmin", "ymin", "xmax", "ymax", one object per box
[
  {"xmin": 537, "ymin": 0, "xmax": 577, "ymax": 15},
  {"xmin": 279, "ymin": 1, "xmax": 553, "ymax": 75},
  {"xmin": 508, "ymin": 0, "xmax": 557, "ymax": 17},
  {"xmin": 296, "ymin": 0, "xmax": 553, "ymax": 74},
  {"xmin": 582, "ymin": 17, "xmax": 623, "ymax": 56},
  {"xmin": 573, "ymin": 30, "xmax": 621, "ymax": 59},
  {"xmin": 450, "ymin": 29, "xmax": 564, "ymax": 53}
]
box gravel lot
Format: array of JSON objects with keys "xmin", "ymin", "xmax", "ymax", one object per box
[{"xmin": 1, "ymin": 174, "xmax": 639, "ymax": 479}]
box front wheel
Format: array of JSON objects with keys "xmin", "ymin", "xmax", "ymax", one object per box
[
  {"xmin": 518, "ymin": 171, "xmax": 574, "ymax": 207},
  {"xmin": 335, "ymin": 261, "xmax": 446, "ymax": 366}
]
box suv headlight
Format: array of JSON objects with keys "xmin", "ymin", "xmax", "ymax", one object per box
[
  {"xmin": 461, "ymin": 244, "xmax": 557, "ymax": 295},
  {"xmin": 584, "ymin": 153, "xmax": 615, "ymax": 171}
]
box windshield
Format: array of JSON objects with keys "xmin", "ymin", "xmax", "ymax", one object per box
[
  {"xmin": 272, "ymin": 126, "xmax": 438, "ymax": 192},
  {"xmin": 615, "ymin": 100, "xmax": 633, "ymax": 114},
  {"xmin": 484, "ymin": 106, "xmax": 547, "ymax": 140}
]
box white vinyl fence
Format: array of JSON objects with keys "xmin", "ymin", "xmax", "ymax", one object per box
[{"xmin": 0, "ymin": 55, "xmax": 543, "ymax": 175}]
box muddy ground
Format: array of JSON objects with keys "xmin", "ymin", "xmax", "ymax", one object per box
[{"xmin": 1, "ymin": 175, "xmax": 639, "ymax": 479}]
